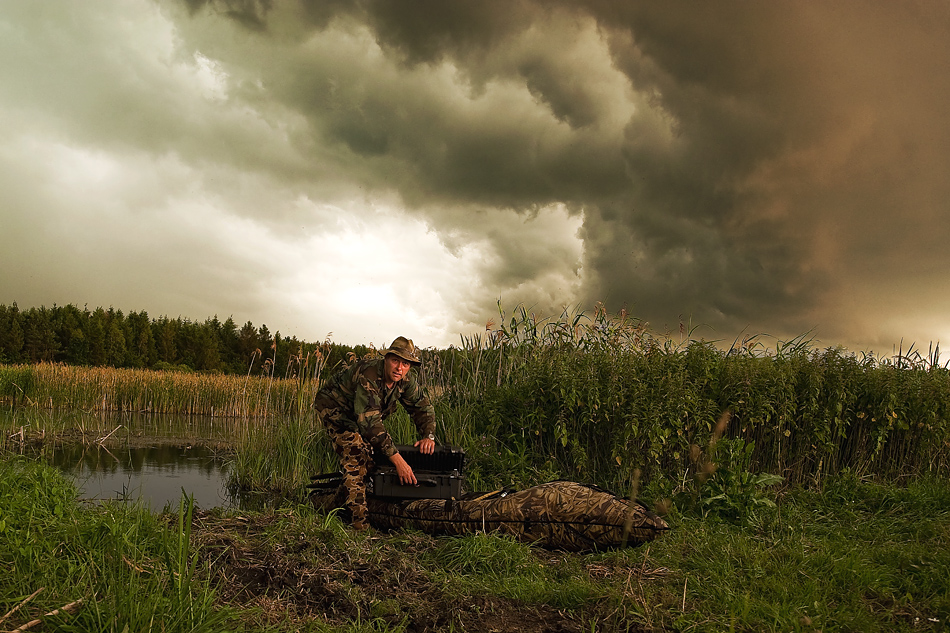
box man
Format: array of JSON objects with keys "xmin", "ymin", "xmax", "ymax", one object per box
[{"xmin": 313, "ymin": 336, "xmax": 436, "ymax": 530}]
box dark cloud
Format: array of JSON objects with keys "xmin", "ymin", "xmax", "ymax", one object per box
[
  {"xmin": 169, "ymin": 0, "xmax": 950, "ymax": 347},
  {"xmin": 583, "ymin": 1, "xmax": 950, "ymax": 342},
  {"xmin": 182, "ymin": 0, "xmax": 273, "ymax": 31},
  {"xmin": 5, "ymin": 0, "xmax": 949, "ymax": 352}
]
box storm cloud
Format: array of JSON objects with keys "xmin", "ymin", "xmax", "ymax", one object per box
[{"xmin": 2, "ymin": 0, "xmax": 949, "ymax": 352}]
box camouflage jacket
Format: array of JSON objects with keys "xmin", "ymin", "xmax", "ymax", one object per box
[{"xmin": 313, "ymin": 357, "xmax": 436, "ymax": 458}]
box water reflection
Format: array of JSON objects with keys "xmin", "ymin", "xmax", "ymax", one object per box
[
  {"xmin": 1, "ymin": 409, "xmax": 239, "ymax": 510},
  {"xmin": 47, "ymin": 443, "xmax": 237, "ymax": 511},
  {"xmin": 3, "ymin": 409, "xmax": 293, "ymax": 511}
]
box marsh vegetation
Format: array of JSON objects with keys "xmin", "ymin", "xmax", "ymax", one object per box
[{"xmin": 2, "ymin": 303, "xmax": 949, "ymax": 631}]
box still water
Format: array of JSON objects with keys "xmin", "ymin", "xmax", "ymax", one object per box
[
  {"xmin": 4, "ymin": 409, "xmax": 248, "ymax": 510},
  {"xmin": 47, "ymin": 442, "xmax": 236, "ymax": 511}
]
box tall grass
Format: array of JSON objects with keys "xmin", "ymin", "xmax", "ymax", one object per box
[
  {"xmin": 424, "ymin": 303, "xmax": 950, "ymax": 492},
  {"xmin": 5, "ymin": 302, "xmax": 950, "ymax": 496},
  {"xmin": 221, "ymin": 304, "xmax": 950, "ymax": 499},
  {"xmin": 0, "ymin": 457, "xmax": 230, "ymax": 632},
  {"xmin": 228, "ymin": 415, "xmax": 336, "ymax": 497}
]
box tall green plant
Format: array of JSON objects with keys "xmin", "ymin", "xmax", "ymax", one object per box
[
  {"xmin": 427, "ymin": 302, "xmax": 950, "ymax": 493},
  {"xmin": 229, "ymin": 414, "xmax": 335, "ymax": 496},
  {"xmin": 675, "ymin": 437, "xmax": 784, "ymax": 524}
]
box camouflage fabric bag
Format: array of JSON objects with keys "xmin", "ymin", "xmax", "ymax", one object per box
[{"xmin": 311, "ymin": 480, "xmax": 668, "ymax": 551}]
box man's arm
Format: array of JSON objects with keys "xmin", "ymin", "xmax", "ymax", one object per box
[
  {"xmin": 389, "ymin": 451, "xmax": 417, "ymax": 485},
  {"xmin": 352, "ymin": 366, "xmax": 399, "ymax": 457},
  {"xmin": 400, "ymin": 375, "xmax": 436, "ymax": 454}
]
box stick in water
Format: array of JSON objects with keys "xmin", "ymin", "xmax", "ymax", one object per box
[{"xmin": 97, "ymin": 425, "xmax": 124, "ymax": 444}]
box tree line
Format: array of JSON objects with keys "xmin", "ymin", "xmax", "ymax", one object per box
[{"xmin": 0, "ymin": 302, "xmax": 367, "ymax": 376}]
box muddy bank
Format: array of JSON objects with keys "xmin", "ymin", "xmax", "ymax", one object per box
[{"xmin": 187, "ymin": 508, "xmax": 663, "ymax": 632}]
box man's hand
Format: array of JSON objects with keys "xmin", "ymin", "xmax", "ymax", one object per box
[
  {"xmin": 414, "ymin": 437, "xmax": 435, "ymax": 455},
  {"xmin": 389, "ymin": 452, "xmax": 416, "ymax": 485}
]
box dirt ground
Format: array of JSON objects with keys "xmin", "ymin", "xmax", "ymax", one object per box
[{"xmin": 187, "ymin": 509, "xmax": 656, "ymax": 633}]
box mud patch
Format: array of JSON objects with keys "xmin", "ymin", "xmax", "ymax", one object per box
[{"xmin": 186, "ymin": 509, "xmax": 655, "ymax": 632}]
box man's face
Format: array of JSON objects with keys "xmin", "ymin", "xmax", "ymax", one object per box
[{"xmin": 384, "ymin": 354, "xmax": 411, "ymax": 384}]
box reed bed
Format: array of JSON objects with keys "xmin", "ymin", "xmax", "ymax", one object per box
[
  {"xmin": 0, "ymin": 363, "xmax": 323, "ymax": 418},
  {"xmin": 227, "ymin": 415, "xmax": 336, "ymax": 496},
  {"xmin": 5, "ymin": 303, "xmax": 950, "ymax": 497},
  {"xmin": 226, "ymin": 304, "xmax": 950, "ymax": 498}
]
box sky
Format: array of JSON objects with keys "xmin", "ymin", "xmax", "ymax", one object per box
[{"xmin": 2, "ymin": 1, "xmax": 949, "ymax": 357}]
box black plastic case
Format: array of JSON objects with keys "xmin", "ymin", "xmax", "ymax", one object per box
[
  {"xmin": 371, "ymin": 470, "xmax": 463, "ymax": 499},
  {"xmin": 370, "ymin": 444, "xmax": 466, "ymax": 499}
]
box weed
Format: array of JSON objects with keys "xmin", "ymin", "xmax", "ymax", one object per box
[{"xmin": 675, "ymin": 436, "xmax": 785, "ymax": 525}]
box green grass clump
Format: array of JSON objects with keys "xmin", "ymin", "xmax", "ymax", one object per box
[
  {"xmin": 228, "ymin": 414, "xmax": 336, "ymax": 497},
  {"xmin": 631, "ymin": 474, "xmax": 950, "ymax": 632},
  {"xmin": 428, "ymin": 532, "xmax": 604, "ymax": 609},
  {"xmin": 0, "ymin": 457, "xmax": 230, "ymax": 632}
]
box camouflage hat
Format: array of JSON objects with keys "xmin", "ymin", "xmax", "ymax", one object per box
[{"xmin": 384, "ymin": 336, "xmax": 421, "ymax": 365}]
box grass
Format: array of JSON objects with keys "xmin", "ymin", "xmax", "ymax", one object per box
[
  {"xmin": 179, "ymin": 472, "xmax": 950, "ymax": 632},
  {"xmin": 227, "ymin": 413, "xmax": 335, "ymax": 497},
  {"xmin": 427, "ymin": 532, "xmax": 606, "ymax": 609},
  {"xmin": 4, "ymin": 302, "xmax": 950, "ymax": 630},
  {"xmin": 0, "ymin": 456, "xmax": 230, "ymax": 632},
  {"xmin": 636, "ymin": 475, "xmax": 950, "ymax": 632},
  {"xmin": 1, "ymin": 456, "xmax": 948, "ymax": 631}
]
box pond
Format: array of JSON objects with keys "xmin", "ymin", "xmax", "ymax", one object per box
[
  {"xmin": 2, "ymin": 409, "xmax": 261, "ymax": 511},
  {"xmin": 47, "ymin": 442, "xmax": 236, "ymax": 511}
]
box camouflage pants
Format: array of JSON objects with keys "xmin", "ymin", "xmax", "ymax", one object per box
[{"xmin": 324, "ymin": 425, "xmax": 374, "ymax": 530}]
